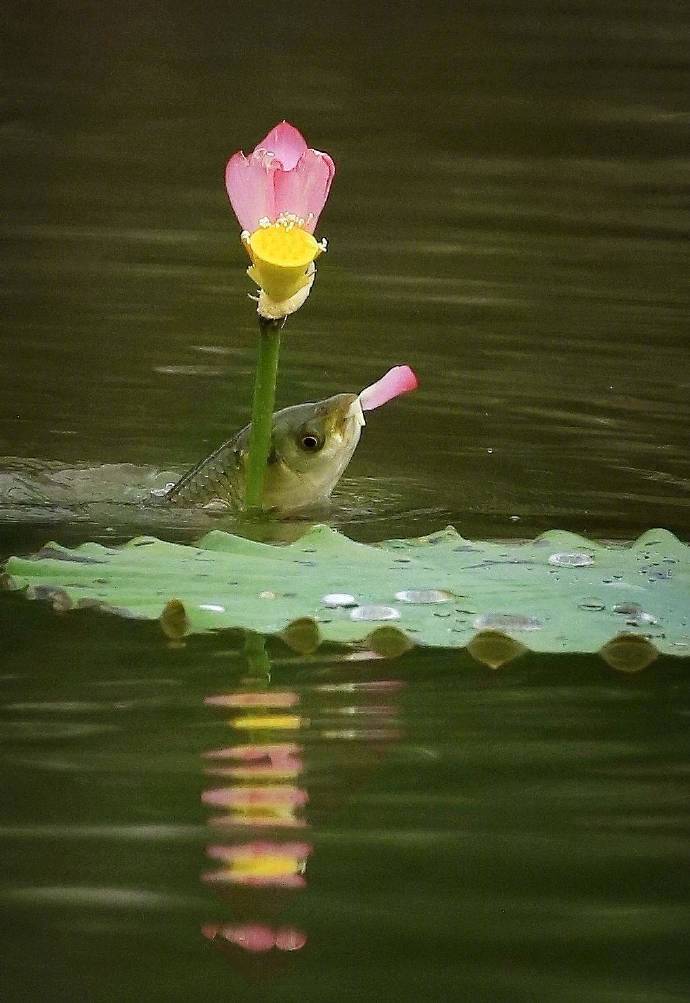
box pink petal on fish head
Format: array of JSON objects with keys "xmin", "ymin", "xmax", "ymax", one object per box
[
  {"xmin": 359, "ymin": 366, "xmax": 419, "ymax": 411},
  {"xmin": 274, "ymin": 149, "xmax": 335, "ymax": 232},
  {"xmin": 225, "ymin": 149, "xmax": 279, "ymax": 231},
  {"xmin": 255, "ymin": 121, "xmax": 308, "ymax": 170}
]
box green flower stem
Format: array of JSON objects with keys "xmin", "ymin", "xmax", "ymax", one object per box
[
  {"xmin": 244, "ymin": 316, "xmax": 283, "ymax": 510},
  {"xmin": 243, "ymin": 631, "xmax": 271, "ymax": 685}
]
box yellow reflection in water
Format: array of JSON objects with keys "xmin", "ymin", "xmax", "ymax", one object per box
[{"xmin": 201, "ymin": 635, "xmax": 404, "ymax": 967}]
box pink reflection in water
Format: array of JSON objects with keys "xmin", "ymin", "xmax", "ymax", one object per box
[
  {"xmin": 208, "ymin": 841, "xmax": 312, "ymax": 861},
  {"xmin": 205, "ymin": 692, "xmax": 299, "ymax": 708},
  {"xmin": 201, "ymin": 668, "xmax": 405, "ymax": 968},
  {"xmin": 203, "ymin": 742, "xmax": 301, "ymax": 763},
  {"xmin": 203, "ymin": 786, "xmax": 308, "ymax": 809},
  {"xmin": 209, "ymin": 813, "xmax": 307, "ymax": 830},
  {"xmin": 203, "ymin": 742, "xmax": 303, "ymax": 779},
  {"xmin": 202, "ymin": 922, "xmax": 307, "ymax": 953},
  {"xmin": 275, "ymin": 927, "xmax": 308, "ymax": 951},
  {"xmin": 204, "ymin": 783, "xmax": 309, "ymax": 828},
  {"xmin": 204, "ymin": 841, "xmax": 312, "ymax": 888}
]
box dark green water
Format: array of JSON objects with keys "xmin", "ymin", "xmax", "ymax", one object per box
[{"xmin": 1, "ymin": 2, "xmax": 689, "ymax": 1000}]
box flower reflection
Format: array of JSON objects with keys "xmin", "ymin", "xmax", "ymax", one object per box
[
  {"xmin": 203, "ymin": 743, "xmax": 303, "ymax": 780},
  {"xmin": 202, "ymin": 923, "xmax": 308, "ymax": 953},
  {"xmin": 205, "ymin": 692, "xmax": 299, "ymax": 708},
  {"xmin": 201, "ymin": 636, "xmax": 405, "ymax": 972},
  {"xmin": 204, "ymin": 841, "xmax": 312, "ymax": 888},
  {"xmin": 203, "ymin": 783, "xmax": 308, "ymax": 828},
  {"xmin": 231, "ymin": 713, "xmax": 303, "ymax": 731}
]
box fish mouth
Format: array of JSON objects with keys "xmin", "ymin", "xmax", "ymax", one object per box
[{"xmin": 323, "ymin": 393, "xmax": 365, "ymax": 437}]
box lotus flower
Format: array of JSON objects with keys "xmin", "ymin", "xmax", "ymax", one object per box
[{"xmin": 225, "ymin": 121, "xmax": 335, "ymax": 319}]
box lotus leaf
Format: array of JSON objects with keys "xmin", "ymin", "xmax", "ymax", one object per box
[{"xmin": 3, "ymin": 526, "xmax": 689, "ymax": 664}]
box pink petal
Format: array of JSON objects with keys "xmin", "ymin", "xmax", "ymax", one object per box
[
  {"xmin": 359, "ymin": 366, "xmax": 419, "ymax": 412},
  {"xmin": 274, "ymin": 149, "xmax": 336, "ymax": 232},
  {"xmin": 254, "ymin": 121, "xmax": 308, "ymax": 170},
  {"xmin": 225, "ymin": 150, "xmax": 279, "ymax": 231}
]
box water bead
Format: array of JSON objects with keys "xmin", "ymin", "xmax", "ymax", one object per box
[
  {"xmin": 350, "ymin": 605, "xmax": 401, "ymax": 622},
  {"xmin": 202, "ymin": 499, "xmax": 230, "ymax": 513},
  {"xmin": 613, "ymin": 603, "xmax": 658, "ymax": 625},
  {"xmin": 473, "ymin": 613, "xmax": 543, "ymax": 632},
  {"xmin": 394, "ymin": 589, "xmax": 453, "ymax": 604},
  {"xmin": 548, "ymin": 552, "xmax": 595, "ymax": 567},
  {"xmin": 321, "ymin": 593, "xmax": 357, "ymax": 608},
  {"xmin": 150, "ymin": 483, "xmax": 175, "ymax": 498},
  {"xmin": 578, "ymin": 597, "xmax": 606, "ymax": 611},
  {"xmin": 612, "ymin": 602, "xmax": 642, "ymax": 616}
]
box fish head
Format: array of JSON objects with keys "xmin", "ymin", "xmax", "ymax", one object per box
[{"xmin": 259, "ymin": 393, "xmax": 365, "ymax": 512}]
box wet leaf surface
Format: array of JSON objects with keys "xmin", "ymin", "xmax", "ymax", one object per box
[{"xmin": 5, "ymin": 526, "xmax": 689, "ymax": 658}]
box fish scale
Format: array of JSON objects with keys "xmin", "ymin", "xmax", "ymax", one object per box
[{"xmin": 164, "ymin": 436, "xmax": 244, "ymax": 507}]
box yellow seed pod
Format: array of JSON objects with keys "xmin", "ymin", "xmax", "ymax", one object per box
[{"xmin": 246, "ymin": 225, "xmax": 323, "ymax": 304}]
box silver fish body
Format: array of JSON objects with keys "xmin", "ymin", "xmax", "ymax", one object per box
[{"xmin": 163, "ymin": 393, "xmax": 364, "ymax": 514}]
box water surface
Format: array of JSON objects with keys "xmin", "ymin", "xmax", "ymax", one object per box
[{"xmin": 1, "ymin": 2, "xmax": 689, "ymax": 1000}]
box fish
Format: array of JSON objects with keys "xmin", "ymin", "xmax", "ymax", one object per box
[
  {"xmin": 162, "ymin": 393, "xmax": 365, "ymax": 514},
  {"xmin": 160, "ymin": 366, "xmax": 418, "ymax": 514}
]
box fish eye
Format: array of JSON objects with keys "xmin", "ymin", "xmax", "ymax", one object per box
[{"xmin": 300, "ymin": 433, "xmax": 323, "ymax": 452}]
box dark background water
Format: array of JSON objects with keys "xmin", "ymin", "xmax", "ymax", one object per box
[{"xmin": 1, "ymin": 2, "xmax": 689, "ymax": 1000}]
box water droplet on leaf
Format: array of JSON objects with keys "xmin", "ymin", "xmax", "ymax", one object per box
[
  {"xmin": 394, "ymin": 589, "xmax": 452, "ymax": 604},
  {"xmin": 578, "ymin": 597, "xmax": 605, "ymax": 611},
  {"xmin": 473, "ymin": 613, "xmax": 543, "ymax": 631},
  {"xmin": 150, "ymin": 483, "xmax": 175, "ymax": 498},
  {"xmin": 548, "ymin": 552, "xmax": 594, "ymax": 567},
  {"xmin": 350, "ymin": 605, "xmax": 400, "ymax": 622},
  {"xmin": 321, "ymin": 593, "xmax": 357, "ymax": 608},
  {"xmin": 613, "ymin": 602, "xmax": 642, "ymax": 616}
]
